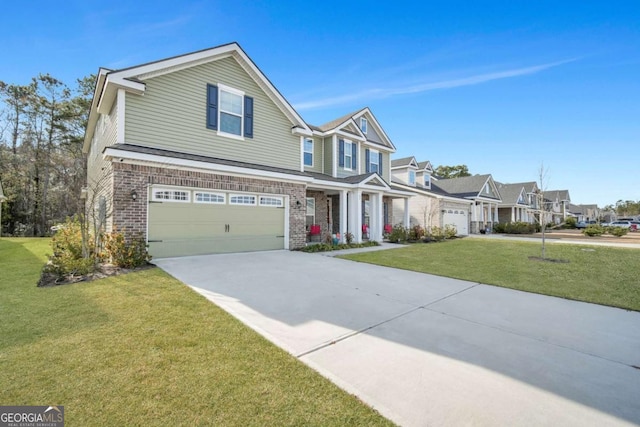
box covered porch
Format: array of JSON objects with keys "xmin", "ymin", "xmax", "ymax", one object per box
[
  {"xmin": 305, "ymin": 175, "xmax": 412, "ymax": 244},
  {"xmin": 471, "ymin": 199, "xmax": 500, "ymax": 233}
]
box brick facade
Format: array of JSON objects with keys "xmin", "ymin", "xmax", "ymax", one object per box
[
  {"xmin": 111, "ymin": 162, "xmax": 307, "ymax": 249},
  {"xmin": 306, "ymin": 190, "xmax": 330, "ymax": 243}
]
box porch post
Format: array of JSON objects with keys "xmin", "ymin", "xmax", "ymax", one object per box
[
  {"xmin": 355, "ymin": 190, "xmax": 363, "ymax": 243},
  {"xmin": 340, "ymin": 189, "xmax": 348, "ymax": 243},
  {"xmin": 403, "ymin": 197, "xmax": 410, "ymax": 228},
  {"xmin": 511, "ymin": 207, "xmax": 515, "ymax": 222},
  {"xmin": 495, "ymin": 204, "xmax": 499, "ymax": 223},
  {"xmin": 374, "ymin": 192, "xmax": 383, "ymax": 242},
  {"xmin": 480, "ymin": 201, "xmax": 485, "ymax": 224}
]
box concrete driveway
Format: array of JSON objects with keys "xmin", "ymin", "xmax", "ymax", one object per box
[{"xmin": 155, "ymin": 250, "xmax": 640, "ymax": 426}]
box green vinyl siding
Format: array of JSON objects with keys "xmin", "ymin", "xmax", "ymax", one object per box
[
  {"xmin": 303, "ymin": 137, "xmax": 323, "ymax": 173},
  {"xmin": 125, "ymin": 57, "xmax": 299, "ymax": 170},
  {"xmin": 323, "ymin": 137, "xmax": 333, "ymax": 176},
  {"xmin": 359, "ymin": 146, "xmax": 390, "ymax": 182}
]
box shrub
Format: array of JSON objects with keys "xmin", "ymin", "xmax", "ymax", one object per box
[
  {"xmin": 388, "ymin": 224, "xmax": 408, "ymax": 243},
  {"xmin": 40, "ymin": 216, "xmax": 99, "ymax": 284},
  {"xmin": 345, "ymin": 232, "xmax": 354, "ymax": 244},
  {"xmin": 429, "ymin": 226, "xmax": 446, "ymax": 242},
  {"xmin": 493, "ymin": 221, "xmax": 536, "ymax": 234},
  {"xmin": 443, "ymin": 224, "xmax": 457, "ymax": 239},
  {"xmin": 564, "ymin": 217, "xmax": 577, "ymax": 229},
  {"xmin": 608, "ymin": 226, "xmax": 628, "ymax": 237},
  {"xmin": 104, "ymin": 228, "xmax": 152, "ymax": 268},
  {"xmin": 300, "ymin": 241, "xmax": 380, "ymax": 253},
  {"xmin": 583, "ymin": 224, "xmax": 605, "ymax": 236},
  {"xmin": 408, "ymin": 225, "xmax": 425, "ymax": 241}
]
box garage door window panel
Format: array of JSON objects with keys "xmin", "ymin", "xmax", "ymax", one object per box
[
  {"xmin": 195, "ymin": 192, "xmax": 225, "ymax": 204},
  {"xmin": 153, "ymin": 189, "xmax": 190, "ymax": 203},
  {"xmin": 230, "ymin": 194, "xmax": 257, "ymax": 205},
  {"xmin": 259, "ymin": 196, "xmax": 283, "ymax": 207}
]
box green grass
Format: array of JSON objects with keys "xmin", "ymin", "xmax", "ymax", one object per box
[
  {"xmin": 341, "ymin": 239, "xmax": 640, "ymax": 311},
  {"xmin": 0, "ymin": 238, "xmax": 393, "ymax": 426}
]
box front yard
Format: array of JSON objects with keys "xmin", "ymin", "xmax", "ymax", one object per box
[
  {"xmin": 341, "ymin": 239, "xmax": 640, "ymax": 311},
  {"xmin": 0, "ymin": 238, "xmax": 392, "ymax": 426}
]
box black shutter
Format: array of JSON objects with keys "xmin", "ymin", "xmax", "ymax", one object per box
[
  {"xmin": 365, "ymin": 149, "xmax": 370, "ymax": 173},
  {"xmin": 351, "ymin": 143, "xmax": 357, "ymax": 169},
  {"xmin": 339, "ymin": 139, "xmax": 345, "ymax": 167},
  {"xmin": 244, "ymin": 96, "xmax": 254, "ymax": 138},
  {"xmin": 206, "ymin": 84, "xmax": 218, "ymax": 130},
  {"xmin": 378, "ymin": 152, "xmax": 383, "ymax": 174}
]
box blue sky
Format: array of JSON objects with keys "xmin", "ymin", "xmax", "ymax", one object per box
[{"xmin": 2, "ymin": 1, "xmax": 638, "ymax": 207}]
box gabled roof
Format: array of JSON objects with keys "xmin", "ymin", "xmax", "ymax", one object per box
[
  {"xmin": 391, "ymin": 156, "xmax": 418, "ymax": 169},
  {"xmin": 543, "ymin": 190, "xmax": 571, "ymax": 202},
  {"xmin": 311, "ymin": 107, "xmax": 396, "ymax": 151},
  {"xmin": 417, "ymin": 161, "xmax": 433, "ymax": 172},
  {"xmin": 496, "ymin": 182, "xmax": 530, "ymax": 206},
  {"xmin": 433, "ymin": 174, "xmax": 502, "ymax": 201},
  {"xmin": 390, "ymin": 178, "xmax": 474, "ymax": 204},
  {"xmin": 83, "ymin": 42, "xmax": 312, "ymax": 153}
]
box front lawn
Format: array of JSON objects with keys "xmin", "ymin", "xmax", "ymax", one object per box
[
  {"xmin": 0, "ymin": 238, "xmax": 392, "ymax": 426},
  {"xmin": 340, "ymin": 239, "xmax": 640, "ymax": 311}
]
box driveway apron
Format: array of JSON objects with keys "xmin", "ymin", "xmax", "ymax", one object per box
[{"xmin": 155, "ymin": 250, "xmax": 640, "ymax": 427}]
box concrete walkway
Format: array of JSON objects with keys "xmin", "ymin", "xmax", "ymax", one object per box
[{"xmin": 155, "ymin": 251, "xmax": 640, "ymax": 426}]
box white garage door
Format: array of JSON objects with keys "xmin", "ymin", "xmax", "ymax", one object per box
[
  {"xmin": 442, "ymin": 209, "xmax": 469, "ymax": 236},
  {"xmin": 147, "ymin": 187, "xmax": 286, "ymax": 258}
]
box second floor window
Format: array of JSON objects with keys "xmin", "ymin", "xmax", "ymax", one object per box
[
  {"xmin": 408, "ymin": 170, "xmax": 416, "ymax": 185},
  {"xmin": 424, "ymin": 174, "xmax": 431, "ymax": 188},
  {"xmin": 206, "ymin": 83, "xmax": 254, "ymax": 138},
  {"xmin": 366, "ymin": 148, "xmax": 381, "ymax": 174},
  {"xmin": 304, "ymin": 139, "xmax": 313, "ymax": 166}
]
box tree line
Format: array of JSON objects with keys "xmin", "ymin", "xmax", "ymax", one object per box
[{"xmin": 0, "ymin": 74, "xmax": 95, "ymax": 236}]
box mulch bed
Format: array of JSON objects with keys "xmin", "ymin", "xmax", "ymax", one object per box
[{"xmin": 38, "ymin": 263, "xmax": 155, "ymax": 287}]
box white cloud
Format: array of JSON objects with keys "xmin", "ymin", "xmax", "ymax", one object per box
[{"xmin": 294, "ymin": 58, "xmax": 577, "ymax": 110}]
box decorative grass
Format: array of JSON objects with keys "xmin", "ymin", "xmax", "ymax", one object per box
[
  {"xmin": 0, "ymin": 238, "xmax": 393, "ymax": 426},
  {"xmin": 340, "ymin": 239, "xmax": 640, "ymax": 311}
]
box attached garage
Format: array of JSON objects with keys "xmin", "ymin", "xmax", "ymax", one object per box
[
  {"xmin": 147, "ymin": 186, "xmax": 287, "ymax": 258},
  {"xmin": 442, "ymin": 209, "xmax": 469, "ymax": 236}
]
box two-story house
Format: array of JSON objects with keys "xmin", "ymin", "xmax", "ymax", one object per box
[
  {"xmin": 496, "ymin": 181, "xmax": 539, "ymax": 224},
  {"xmin": 432, "ymin": 174, "xmax": 502, "ymax": 233},
  {"xmin": 83, "ymin": 42, "xmax": 412, "ymax": 258},
  {"xmin": 390, "ymin": 157, "xmax": 472, "ymax": 235},
  {"xmin": 542, "ymin": 190, "xmax": 571, "ymax": 224}
]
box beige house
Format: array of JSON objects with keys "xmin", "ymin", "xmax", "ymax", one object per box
[
  {"xmin": 83, "ymin": 42, "xmax": 412, "ymax": 258},
  {"xmin": 390, "ymin": 157, "xmax": 473, "ymax": 235}
]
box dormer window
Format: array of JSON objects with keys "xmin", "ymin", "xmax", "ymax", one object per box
[
  {"xmin": 408, "ymin": 170, "xmax": 416, "ymax": 185},
  {"xmin": 424, "ymin": 174, "xmax": 431, "ymax": 188},
  {"xmin": 360, "ymin": 118, "xmax": 368, "ymax": 134}
]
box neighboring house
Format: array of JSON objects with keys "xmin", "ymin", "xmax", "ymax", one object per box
[
  {"xmin": 569, "ymin": 204, "xmax": 600, "ymax": 222},
  {"xmin": 83, "ymin": 42, "xmax": 413, "ymax": 258},
  {"xmin": 0, "ymin": 179, "xmax": 5, "ymax": 237},
  {"xmin": 433, "ymin": 174, "xmax": 502, "ymax": 233},
  {"xmin": 496, "ymin": 181, "xmax": 538, "ymax": 224},
  {"xmin": 542, "ymin": 190, "xmax": 571, "ymax": 224},
  {"xmin": 390, "ymin": 157, "xmax": 472, "ymax": 235}
]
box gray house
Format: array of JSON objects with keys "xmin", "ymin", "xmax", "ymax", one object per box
[
  {"xmin": 433, "ymin": 174, "xmax": 502, "ymax": 233},
  {"xmin": 496, "ymin": 181, "xmax": 538, "ymax": 224},
  {"xmin": 83, "ymin": 42, "xmax": 412, "ymax": 258}
]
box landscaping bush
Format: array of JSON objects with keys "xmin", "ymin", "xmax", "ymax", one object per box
[
  {"xmin": 408, "ymin": 225, "xmax": 425, "ymax": 241},
  {"xmin": 300, "ymin": 241, "xmax": 380, "ymax": 253},
  {"xmin": 564, "ymin": 217, "xmax": 577, "ymax": 229},
  {"xmin": 388, "ymin": 224, "xmax": 408, "ymax": 243},
  {"xmin": 428, "ymin": 226, "xmax": 446, "ymax": 242},
  {"xmin": 39, "ymin": 216, "xmax": 99, "ymax": 285},
  {"xmin": 608, "ymin": 226, "xmax": 628, "ymax": 237},
  {"xmin": 104, "ymin": 228, "xmax": 152, "ymax": 268},
  {"xmin": 583, "ymin": 224, "xmax": 605, "ymax": 236},
  {"xmin": 493, "ymin": 221, "xmax": 536, "ymax": 234},
  {"xmin": 444, "ymin": 224, "xmax": 458, "ymax": 239}
]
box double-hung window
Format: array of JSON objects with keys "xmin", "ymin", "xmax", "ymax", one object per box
[
  {"xmin": 408, "ymin": 170, "xmax": 416, "ymax": 185},
  {"xmin": 365, "ymin": 148, "xmax": 383, "ymax": 174},
  {"xmin": 360, "ymin": 117, "xmax": 368, "ymax": 134},
  {"xmin": 304, "ymin": 138, "xmax": 313, "ymax": 167},
  {"xmin": 424, "ymin": 174, "xmax": 431, "ymax": 188},
  {"xmin": 206, "ymin": 83, "xmax": 254, "ymax": 138},
  {"xmin": 344, "ymin": 141, "xmax": 353, "ymax": 170}
]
